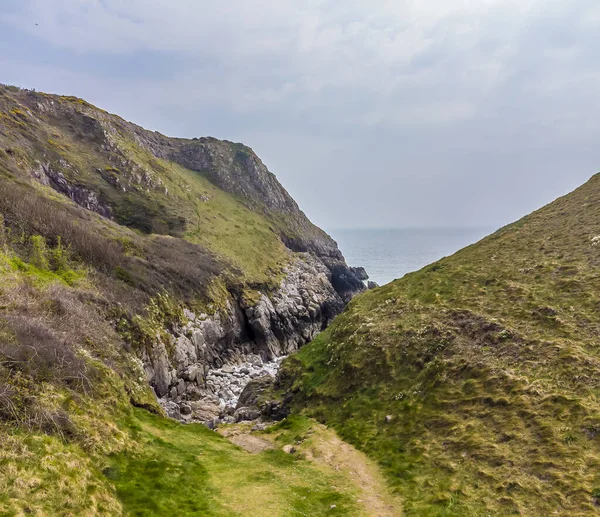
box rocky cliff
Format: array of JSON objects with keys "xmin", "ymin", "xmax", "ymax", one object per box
[{"xmin": 143, "ymin": 253, "xmax": 345, "ymax": 422}]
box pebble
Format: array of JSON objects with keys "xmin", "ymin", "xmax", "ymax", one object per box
[{"xmin": 203, "ymin": 354, "xmax": 286, "ymax": 413}]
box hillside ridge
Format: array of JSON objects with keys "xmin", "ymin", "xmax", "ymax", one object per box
[
  {"xmin": 0, "ymin": 83, "xmax": 377, "ymax": 516},
  {"xmin": 279, "ymin": 172, "xmax": 600, "ymax": 516}
]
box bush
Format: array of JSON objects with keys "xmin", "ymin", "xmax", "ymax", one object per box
[
  {"xmin": 29, "ymin": 235, "xmax": 49, "ymax": 269},
  {"xmin": 0, "ymin": 377, "xmax": 76, "ymax": 438},
  {"xmin": 0, "ymin": 179, "xmax": 123, "ymax": 271},
  {"xmin": 0, "ymin": 179, "xmax": 222, "ymax": 301},
  {"xmin": 49, "ymin": 236, "xmax": 70, "ymax": 272},
  {"xmin": 0, "ymin": 315, "xmax": 94, "ymax": 392}
]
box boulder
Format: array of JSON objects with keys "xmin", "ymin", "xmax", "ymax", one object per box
[
  {"xmin": 189, "ymin": 401, "xmax": 221, "ymax": 421},
  {"xmin": 233, "ymin": 407, "xmax": 261, "ymax": 422},
  {"xmin": 162, "ymin": 401, "xmax": 181, "ymax": 420},
  {"xmin": 236, "ymin": 375, "xmax": 275, "ymax": 410}
]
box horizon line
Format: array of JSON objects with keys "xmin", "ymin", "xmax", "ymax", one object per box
[{"xmin": 327, "ymin": 225, "xmax": 499, "ymax": 231}]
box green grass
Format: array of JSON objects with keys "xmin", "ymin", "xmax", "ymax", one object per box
[
  {"xmin": 264, "ymin": 415, "xmax": 315, "ymax": 445},
  {"xmin": 8, "ymin": 256, "xmax": 87, "ymax": 287},
  {"xmin": 281, "ymin": 173, "xmax": 600, "ymax": 516},
  {"xmin": 0, "ymin": 397, "xmax": 363, "ymax": 516},
  {"xmin": 109, "ymin": 408, "xmax": 360, "ymax": 517},
  {"xmin": 0, "ymin": 83, "xmax": 367, "ymax": 516},
  {"xmin": 0, "ymin": 431, "xmax": 124, "ymax": 517}
]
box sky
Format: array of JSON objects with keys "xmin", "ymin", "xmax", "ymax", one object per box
[{"xmin": 1, "ymin": 0, "xmax": 599, "ymax": 231}]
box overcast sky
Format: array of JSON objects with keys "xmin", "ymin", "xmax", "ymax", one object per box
[{"xmin": 1, "ymin": 0, "xmax": 599, "ymax": 230}]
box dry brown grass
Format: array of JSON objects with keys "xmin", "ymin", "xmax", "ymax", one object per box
[
  {"xmin": 0, "ymin": 177, "xmax": 223, "ymax": 302},
  {"xmin": 0, "ymin": 179, "xmax": 123, "ymax": 270},
  {"xmin": 0, "ymin": 275, "xmax": 123, "ymax": 437}
]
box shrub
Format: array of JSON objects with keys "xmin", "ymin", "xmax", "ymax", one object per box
[
  {"xmin": 0, "ymin": 316, "xmax": 94, "ymax": 392},
  {"xmin": 48, "ymin": 236, "xmax": 69, "ymax": 272},
  {"xmin": 0, "ymin": 377, "xmax": 76, "ymax": 439},
  {"xmin": 0, "ymin": 179, "xmax": 123, "ymax": 271},
  {"xmin": 29, "ymin": 235, "xmax": 49, "ymax": 269},
  {"xmin": 0, "ymin": 179, "xmax": 223, "ymax": 301}
]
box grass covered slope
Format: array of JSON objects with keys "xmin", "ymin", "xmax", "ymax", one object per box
[
  {"xmin": 281, "ymin": 173, "xmax": 600, "ymax": 516},
  {"xmin": 0, "ymin": 183, "xmax": 365, "ymax": 517},
  {"xmin": 106, "ymin": 409, "xmax": 363, "ymax": 517},
  {"xmin": 0, "ymin": 84, "xmax": 293, "ymax": 288}
]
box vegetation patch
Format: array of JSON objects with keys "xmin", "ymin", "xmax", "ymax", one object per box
[{"xmin": 108, "ymin": 408, "xmax": 361, "ymax": 517}]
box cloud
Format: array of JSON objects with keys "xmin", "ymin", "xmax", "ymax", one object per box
[{"xmin": 1, "ymin": 0, "xmax": 599, "ymax": 229}]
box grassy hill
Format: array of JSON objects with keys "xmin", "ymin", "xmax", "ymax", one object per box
[
  {"xmin": 280, "ymin": 173, "xmax": 600, "ymax": 516},
  {"xmin": 0, "ymin": 84, "xmax": 367, "ymax": 516}
]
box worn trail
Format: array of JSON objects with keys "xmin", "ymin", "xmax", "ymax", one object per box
[
  {"xmin": 220, "ymin": 420, "xmax": 403, "ymax": 517},
  {"xmin": 298, "ymin": 423, "xmax": 403, "ymax": 517}
]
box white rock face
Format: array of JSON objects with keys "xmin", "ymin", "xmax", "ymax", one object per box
[{"xmin": 160, "ymin": 354, "xmax": 284, "ymax": 425}]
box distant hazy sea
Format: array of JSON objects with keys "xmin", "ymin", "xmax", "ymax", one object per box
[{"xmin": 330, "ymin": 227, "xmax": 496, "ymax": 287}]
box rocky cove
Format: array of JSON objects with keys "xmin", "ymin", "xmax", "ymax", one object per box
[
  {"xmin": 161, "ymin": 354, "xmax": 285, "ymax": 427},
  {"xmin": 143, "ymin": 253, "xmax": 369, "ymax": 426}
]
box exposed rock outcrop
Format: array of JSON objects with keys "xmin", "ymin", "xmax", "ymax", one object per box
[
  {"xmin": 142, "ymin": 254, "xmax": 345, "ymax": 422},
  {"xmin": 351, "ymin": 266, "xmax": 369, "ymax": 281},
  {"xmin": 34, "ymin": 162, "xmax": 112, "ymax": 218}
]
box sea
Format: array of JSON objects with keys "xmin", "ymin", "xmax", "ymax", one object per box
[{"xmin": 329, "ymin": 227, "xmax": 496, "ymax": 287}]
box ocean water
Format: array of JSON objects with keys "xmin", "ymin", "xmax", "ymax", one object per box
[{"xmin": 330, "ymin": 227, "xmax": 495, "ymax": 287}]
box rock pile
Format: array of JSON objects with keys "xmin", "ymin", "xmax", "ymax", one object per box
[
  {"xmin": 160, "ymin": 354, "xmax": 285, "ymax": 427},
  {"xmin": 206, "ymin": 354, "xmax": 284, "ymax": 410}
]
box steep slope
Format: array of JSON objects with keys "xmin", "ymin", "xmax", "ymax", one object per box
[
  {"xmin": 0, "ymin": 85, "xmax": 362, "ymax": 295},
  {"xmin": 0, "ymin": 84, "xmax": 370, "ymax": 515},
  {"xmin": 0, "ymin": 84, "xmax": 367, "ymax": 418},
  {"xmin": 281, "ymin": 173, "xmax": 600, "ymax": 516}
]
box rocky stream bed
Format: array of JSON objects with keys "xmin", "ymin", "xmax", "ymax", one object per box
[{"xmin": 160, "ymin": 354, "xmax": 285, "ymax": 428}]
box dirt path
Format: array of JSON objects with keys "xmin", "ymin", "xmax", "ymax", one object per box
[
  {"xmin": 300, "ymin": 423, "xmax": 403, "ymax": 517},
  {"xmin": 219, "ymin": 421, "xmax": 403, "ymax": 517}
]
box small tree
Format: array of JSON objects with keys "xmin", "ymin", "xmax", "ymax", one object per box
[{"xmin": 30, "ymin": 235, "xmax": 49, "ymax": 269}]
